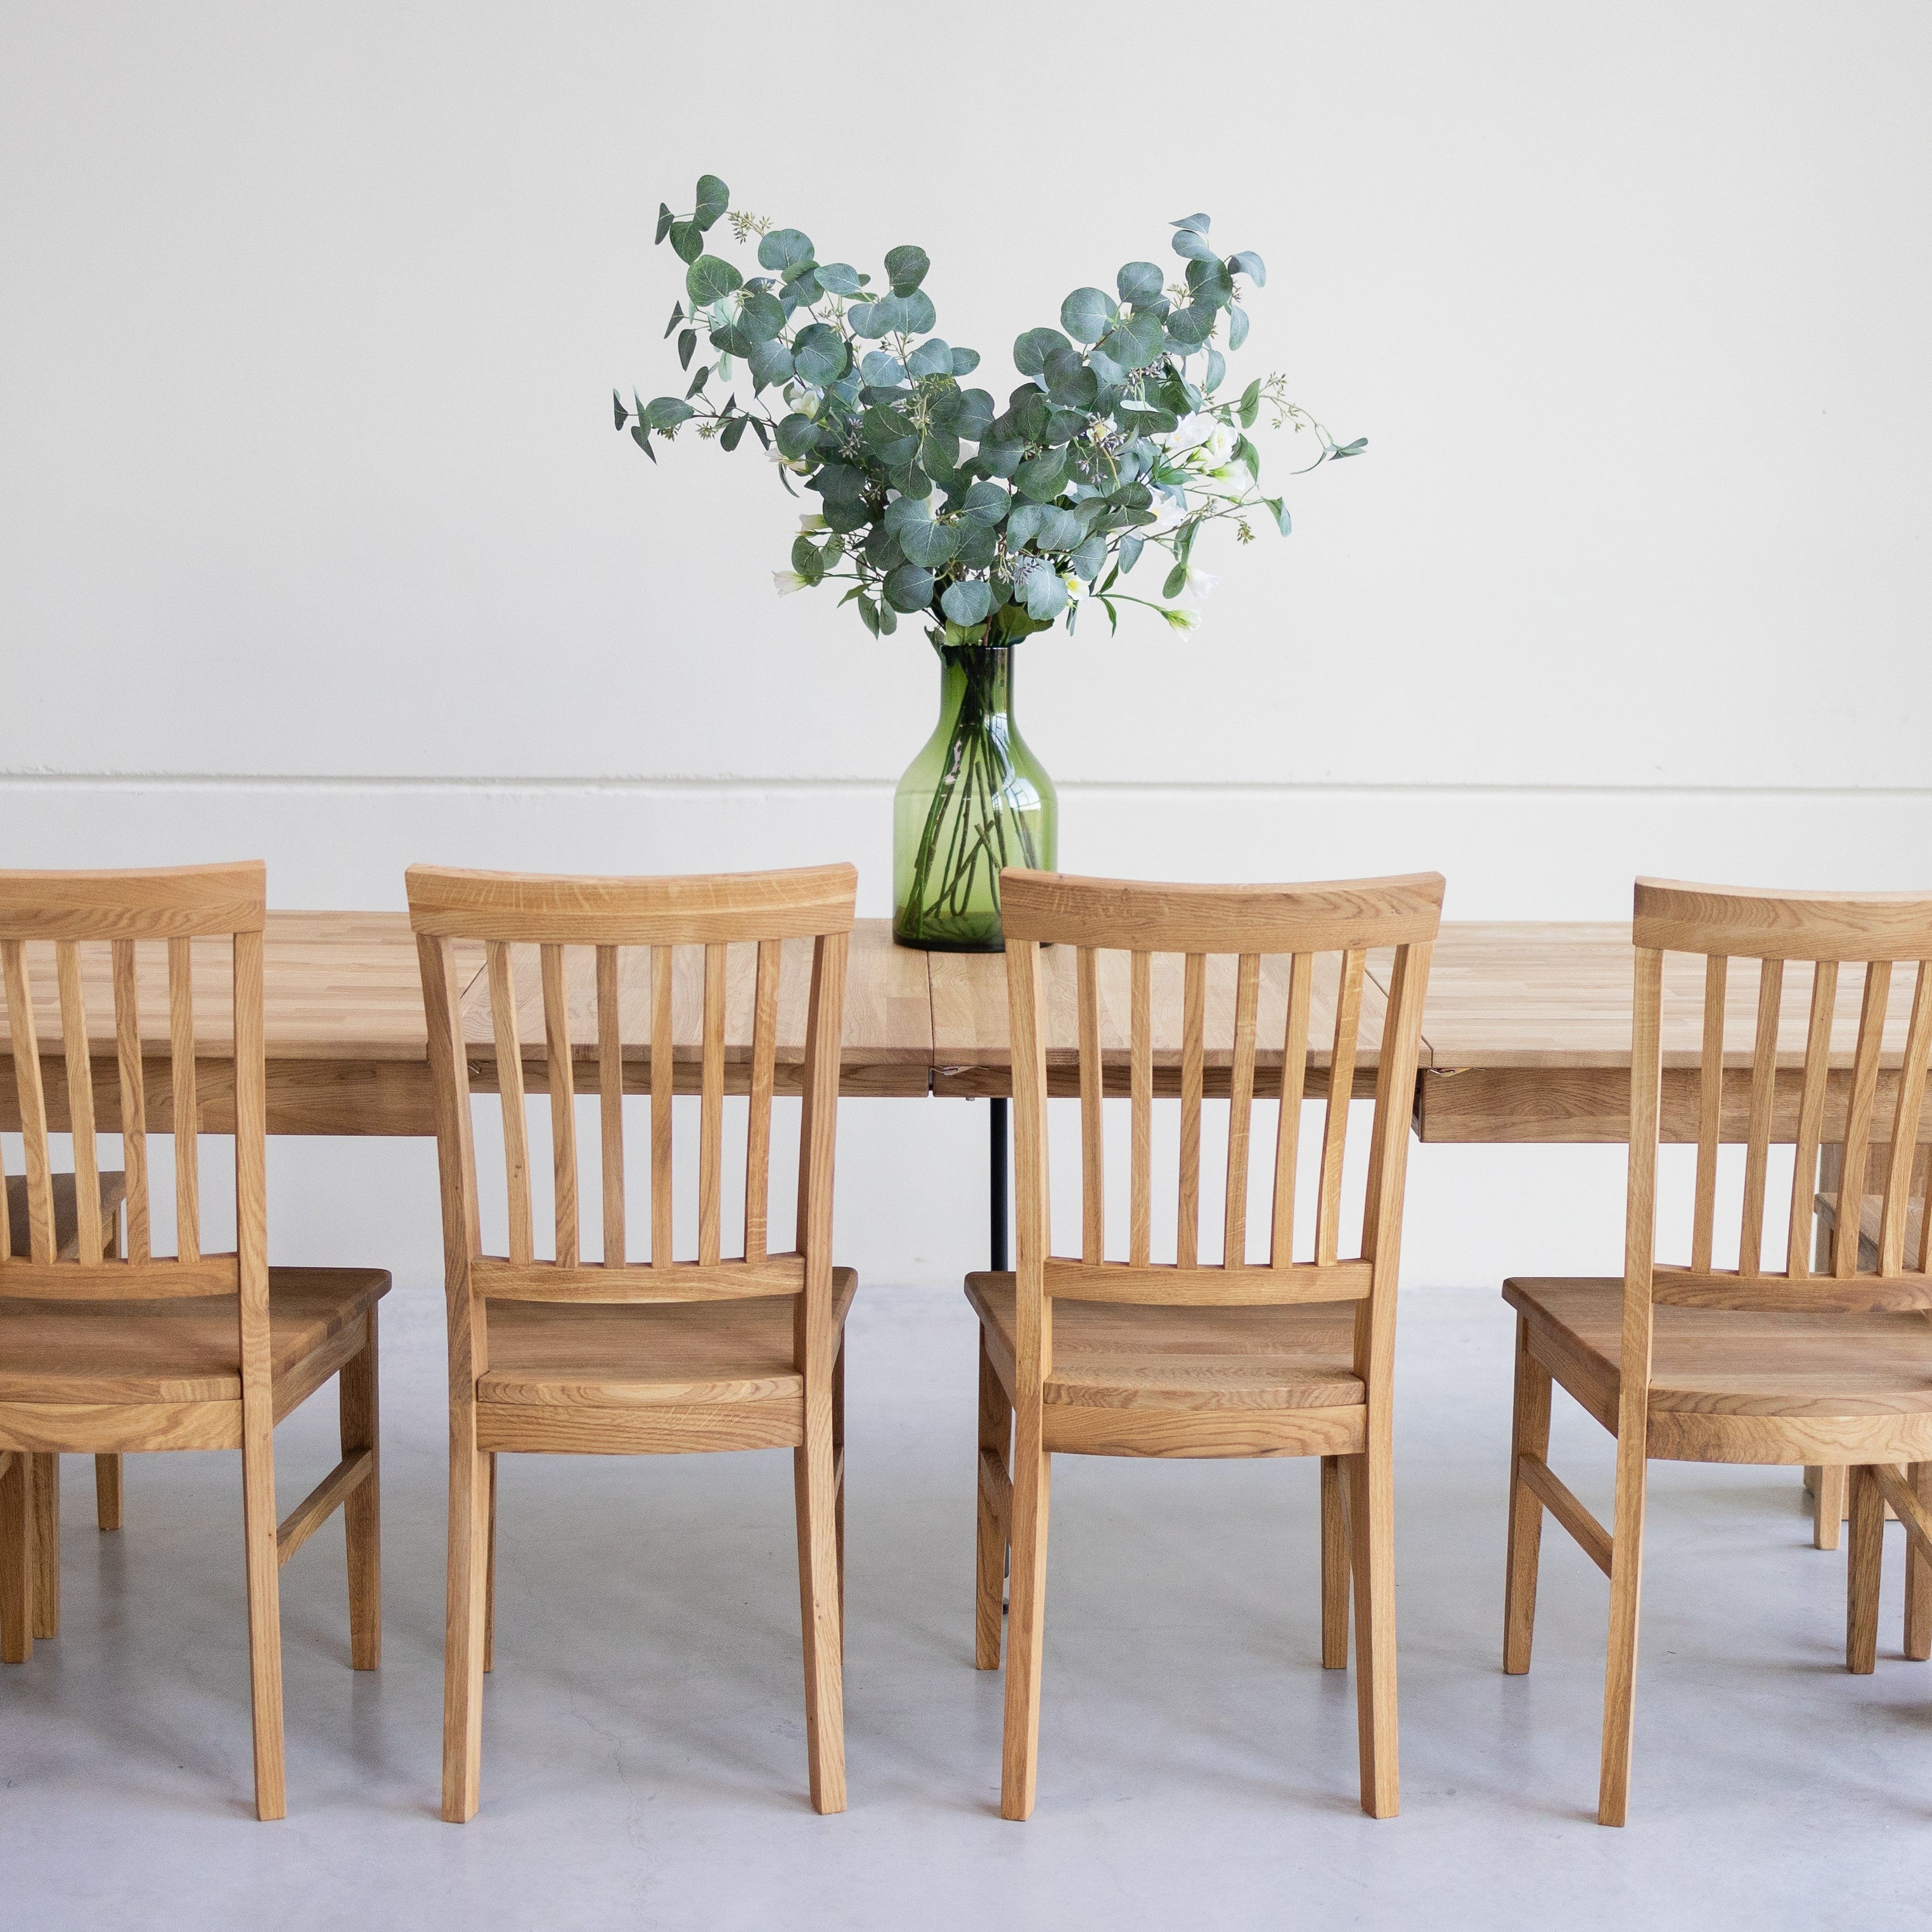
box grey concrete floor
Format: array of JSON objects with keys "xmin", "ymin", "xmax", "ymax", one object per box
[{"xmin": 4, "ymin": 1282, "xmax": 1932, "ymax": 1931}]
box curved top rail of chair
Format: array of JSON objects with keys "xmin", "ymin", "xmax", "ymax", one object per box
[
  {"xmin": 404, "ymin": 863, "xmax": 860, "ymax": 946},
  {"xmin": 0, "ymin": 861, "xmax": 266, "ymax": 940},
  {"xmin": 997, "ymin": 869, "xmax": 1445, "ymax": 955},
  {"xmin": 1634, "ymin": 877, "xmax": 1932, "ymax": 962}
]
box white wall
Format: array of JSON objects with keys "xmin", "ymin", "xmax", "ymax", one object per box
[{"xmin": 4, "ymin": 3, "xmax": 1929, "ymax": 1291}]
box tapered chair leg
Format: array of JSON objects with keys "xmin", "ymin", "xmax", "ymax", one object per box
[
  {"xmin": 1319, "ymin": 1455, "xmax": 1349, "ymax": 1669},
  {"xmin": 1597, "ymin": 1433, "xmax": 1649, "ymax": 1827},
  {"xmin": 94, "ymin": 1455, "xmax": 123, "ymax": 1531},
  {"xmin": 976, "ymin": 1336, "xmax": 1011, "ymax": 1671},
  {"xmin": 442, "ymin": 1415, "xmax": 489, "ymax": 1822},
  {"xmin": 833, "ymin": 1339, "xmax": 847, "ymax": 1647},
  {"xmin": 482, "ymin": 1452, "xmax": 498, "ymax": 1675},
  {"xmin": 1504, "ymin": 1318, "xmax": 1552, "ymax": 1673},
  {"xmin": 239, "ymin": 1408, "xmax": 287, "ymax": 1820},
  {"xmin": 31, "ymin": 1453, "xmax": 59, "ymax": 1640},
  {"xmin": 793, "ymin": 1403, "xmax": 847, "ymax": 1814},
  {"xmin": 1000, "ymin": 1436, "xmax": 1050, "ymax": 1821},
  {"xmin": 1814, "ymin": 1465, "xmax": 1848, "ymax": 1551},
  {"xmin": 1846, "ymin": 1464, "xmax": 1883, "ymax": 1675},
  {"xmin": 1907, "ymin": 1464, "xmax": 1932, "ymax": 1662},
  {"xmin": 1, "ymin": 1450, "xmax": 31, "ymax": 1665},
  {"xmin": 1346, "ymin": 1438, "xmax": 1400, "ymax": 1817},
  {"xmin": 340, "ymin": 1313, "xmax": 381, "ymax": 1671}
]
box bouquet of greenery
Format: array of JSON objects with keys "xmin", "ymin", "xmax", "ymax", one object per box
[{"xmin": 615, "ymin": 172, "xmax": 1362, "ymax": 645}]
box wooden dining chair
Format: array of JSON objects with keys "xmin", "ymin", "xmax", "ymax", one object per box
[
  {"xmin": 1502, "ymin": 878, "xmax": 1932, "ymax": 1827},
  {"xmin": 408, "ymin": 862, "xmax": 858, "ymax": 1822},
  {"xmin": 0, "ymin": 863, "xmax": 387, "ymax": 1818},
  {"xmin": 968, "ymin": 869, "xmax": 1443, "ymax": 1820},
  {"xmin": 6, "ymin": 1172, "xmax": 129, "ymax": 1647}
]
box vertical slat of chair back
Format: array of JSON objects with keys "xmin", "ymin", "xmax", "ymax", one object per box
[
  {"xmin": 406, "ymin": 865, "xmax": 858, "ymax": 1318},
  {"xmin": 0, "ymin": 863, "xmax": 266, "ymax": 1308},
  {"xmin": 998, "ymin": 871, "xmax": 1444, "ymax": 1330},
  {"xmin": 1631, "ymin": 879, "xmax": 1932, "ymax": 1313}
]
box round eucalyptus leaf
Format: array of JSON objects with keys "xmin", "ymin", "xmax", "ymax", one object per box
[
  {"xmin": 686, "ymin": 255, "xmax": 743, "ymax": 305},
  {"xmin": 884, "ymin": 491, "xmax": 935, "ymax": 534},
  {"xmin": 1031, "ymin": 506, "xmax": 1083, "ymax": 551},
  {"xmin": 1170, "ymin": 228, "xmax": 1218, "ymax": 264},
  {"xmin": 776, "ymin": 413, "xmax": 820, "ymax": 460},
  {"xmin": 815, "ymin": 262, "xmax": 863, "ymax": 295},
  {"xmin": 1098, "ymin": 311, "xmax": 1165, "ymax": 371},
  {"xmin": 1022, "ymin": 567, "xmax": 1069, "ymax": 621},
  {"xmin": 1227, "ymin": 250, "xmax": 1266, "ymax": 287},
  {"xmin": 884, "ymin": 245, "xmax": 930, "ymax": 295},
  {"xmin": 812, "ymin": 461, "xmax": 867, "ymax": 509},
  {"xmin": 1164, "ymin": 303, "xmax": 1216, "ymax": 348},
  {"xmin": 1059, "ymin": 287, "xmax": 1118, "ymax": 344},
  {"xmin": 884, "ymin": 563, "xmax": 936, "ymax": 612},
  {"xmin": 941, "ymin": 580, "xmax": 993, "ymax": 626},
  {"xmin": 976, "ymin": 438, "xmax": 1024, "ymax": 478},
  {"xmin": 1010, "ymin": 390, "xmax": 1051, "ymax": 442},
  {"xmin": 861, "ymin": 349, "xmax": 906, "ymax": 388},
  {"xmin": 782, "ymin": 271, "xmax": 823, "ymax": 307},
  {"xmin": 735, "ymin": 291, "xmax": 787, "ymax": 343},
  {"xmin": 887, "ymin": 462, "xmax": 932, "ymax": 498},
  {"xmin": 846, "ymin": 300, "xmax": 884, "ymax": 338},
  {"xmin": 955, "ymin": 520, "xmax": 998, "ymax": 568},
  {"xmin": 708, "ymin": 321, "xmax": 756, "ymax": 358},
  {"xmin": 1227, "ymin": 304, "xmax": 1250, "ymax": 351},
  {"xmin": 1042, "ymin": 406, "xmax": 1088, "ymax": 446},
  {"xmin": 1185, "ymin": 258, "xmax": 1234, "ymax": 309},
  {"xmin": 791, "ymin": 323, "xmax": 849, "ymax": 386},
  {"xmin": 864, "ymin": 524, "xmax": 905, "ymax": 569},
  {"xmin": 950, "ymin": 347, "xmax": 981, "ymax": 377},
  {"xmin": 641, "ymin": 396, "xmax": 695, "ymax": 430},
  {"xmin": 902, "ymin": 291, "xmax": 936, "ymax": 333},
  {"xmin": 1069, "ymin": 534, "xmax": 1109, "ymax": 581},
  {"xmin": 1088, "ymin": 349, "xmax": 1127, "ymax": 389},
  {"xmin": 669, "ymin": 219, "xmax": 703, "ymax": 264},
  {"xmin": 898, "ymin": 517, "xmax": 958, "ymax": 567},
  {"xmin": 693, "ymin": 175, "xmax": 730, "ymax": 231},
  {"xmin": 906, "ymin": 337, "xmax": 953, "ymax": 380},
  {"xmin": 790, "ymin": 532, "xmax": 827, "ymax": 584},
  {"xmin": 747, "ymin": 337, "xmax": 794, "ymax": 389},
  {"xmin": 956, "ymin": 480, "xmax": 1008, "ymax": 525},
  {"xmin": 950, "ymin": 389, "xmax": 995, "ymax": 442},
  {"xmin": 1116, "ymin": 261, "xmax": 1165, "ymax": 305},
  {"xmin": 823, "ymin": 496, "xmax": 870, "ymax": 533},
  {"xmin": 1014, "ymin": 326, "xmax": 1072, "ymax": 378},
  {"xmin": 1014, "ymin": 447, "xmax": 1071, "ymax": 502},
  {"xmin": 1046, "ymin": 363, "xmax": 1098, "ymax": 412},
  {"xmin": 1169, "ymin": 211, "xmax": 1211, "ymax": 235},
  {"xmin": 757, "ymin": 228, "xmax": 815, "ymax": 273},
  {"xmin": 919, "ymin": 427, "xmax": 962, "ymax": 482}
]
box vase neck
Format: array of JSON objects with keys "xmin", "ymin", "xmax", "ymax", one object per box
[{"xmin": 934, "ymin": 642, "xmax": 1015, "ymax": 726}]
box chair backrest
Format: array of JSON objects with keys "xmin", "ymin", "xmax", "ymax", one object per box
[
  {"xmin": 406, "ymin": 863, "xmax": 858, "ymax": 1370},
  {"xmin": 0, "ymin": 862, "xmax": 269, "ymax": 1325},
  {"xmin": 998, "ymin": 869, "xmax": 1443, "ymax": 1387},
  {"xmin": 1626, "ymin": 878, "xmax": 1932, "ymax": 1318}
]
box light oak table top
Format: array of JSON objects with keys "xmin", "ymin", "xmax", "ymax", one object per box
[{"xmin": 0, "ymin": 915, "xmax": 1921, "ymax": 1143}]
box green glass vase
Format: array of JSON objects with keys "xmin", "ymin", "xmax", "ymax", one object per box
[{"xmin": 892, "ymin": 639, "xmax": 1057, "ymax": 951}]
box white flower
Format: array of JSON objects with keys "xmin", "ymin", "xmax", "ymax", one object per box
[
  {"xmin": 1142, "ymin": 494, "xmax": 1187, "ymax": 538},
  {"xmin": 1182, "ymin": 564, "xmax": 1220, "ymax": 599},
  {"xmin": 1200, "ymin": 423, "xmax": 1239, "ymax": 467},
  {"xmin": 1162, "ymin": 413, "xmax": 1214, "ymax": 456},
  {"xmin": 773, "ymin": 570, "xmax": 810, "ymax": 596},
  {"xmin": 1162, "ymin": 607, "xmax": 1202, "ymax": 633},
  {"xmin": 797, "ymin": 513, "xmax": 827, "ymax": 532}
]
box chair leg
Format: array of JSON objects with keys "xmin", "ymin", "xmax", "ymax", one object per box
[
  {"xmin": 239, "ymin": 1406, "xmax": 287, "ymax": 1820},
  {"xmin": 1597, "ymin": 1434, "xmax": 1649, "ymax": 1827},
  {"xmin": 95, "ymin": 1455, "xmax": 123, "ymax": 1532},
  {"xmin": 482, "ymin": 1452, "xmax": 498, "ymax": 1675},
  {"xmin": 1847, "ymin": 1464, "xmax": 1883, "ymax": 1675},
  {"xmin": 1346, "ymin": 1437, "xmax": 1400, "ymax": 1819},
  {"xmin": 1907, "ymin": 1464, "xmax": 1932, "ymax": 1663},
  {"xmin": 1319, "ymin": 1455, "xmax": 1349, "ymax": 1669},
  {"xmin": 1504, "ymin": 1318, "xmax": 1552, "ymax": 1674},
  {"xmin": 340, "ymin": 1311, "xmax": 380, "ymax": 1671},
  {"xmin": 833, "ymin": 1337, "xmax": 846, "ymax": 1653},
  {"xmin": 1, "ymin": 1450, "xmax": 31, "ymax": 1665},
  {"xmin": 31, "ymin": 1453, "xmax": 59, "ymax": 1640},
  {"xmin": 1814, "ymin": 1465, "xmax": 1848, "ymax": 1551},
  {"xmin": 793, "ymin": 1394, "xmax": 847, "ymax": 1814},
  {"xmin": 975, "ymin": 1334, "xmax": 1011, "ymax": 1671},
  {"xmin": 442, "ymin": 1419, "xmax": 489, "ymax": 1822},
  {"xmin": 1000, "ymin": 1433, "xmax": 1050, "ymax": 1822}
]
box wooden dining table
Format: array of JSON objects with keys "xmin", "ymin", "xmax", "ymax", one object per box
[{"xmin": 4, "ymin": 913, "xmax": 1924, "ymax": 1146}]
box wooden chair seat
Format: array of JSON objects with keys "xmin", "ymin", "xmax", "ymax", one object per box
[
  {"xmin": 0, "ymin": 1268, "xmax": 388, "ymax": 1412},
  {"xmin": 476, "ymin": 1274, "xmax": 854, "ymax": 1455},
  {"xmin": 6, "ymin": 1173, "xmax": 127, "ymax": 1261},
  {"xmin": 1507, "ymin": 1278, "xmax": 1932, "ymax": 1450},
  {"xmin": 969, "ymin": 1273, "xmax": 1363, "ymax": 1412}
]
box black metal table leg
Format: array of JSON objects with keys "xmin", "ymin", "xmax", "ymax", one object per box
[{"xmin": 989, "ymin": 1095, "xmax": 1008, "ymax": 1272}]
